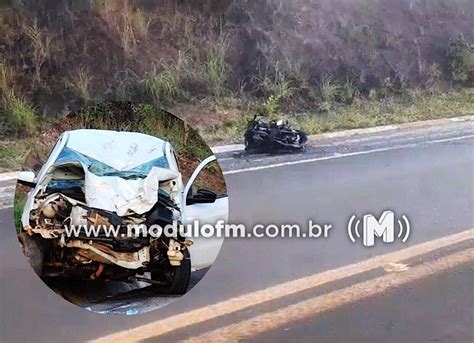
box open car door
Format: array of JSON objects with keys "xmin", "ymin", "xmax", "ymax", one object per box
[{"xmin": 182, "ymin": 156, "xmax": 228, "ymax": 269}]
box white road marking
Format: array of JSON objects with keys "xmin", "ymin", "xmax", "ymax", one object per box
[
  {"xmin": 1, "ymin": 134, "xmax": 472, "ymax": 209},
  {"xmin": 223, "ymin": 134, "xmax": 474, "ymax": 175},
  {"xmin": 218, "ymin": 130, "xmax": 471, "ymax": 165},
  {"xmin": 424, "ymin": 134, "xmax": 474, "ymax": 144},
  {"xmin": 90, "ymin": 228, "xmax": 474, "ymax": 343},
  {"xmin": 319, "ymin": 128, "xmax": 473, "ymax": 146},
  {"xmin": 186, "ymin": 249, "xmax": 473, "ymax": 342},
  {"xmin": 210, "ymin": 115, "xmax": 473, "ymax": 154}
]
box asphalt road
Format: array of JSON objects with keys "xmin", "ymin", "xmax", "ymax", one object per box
[
  {"xmin": 0, "ymin": 119, "xmax": 473, "ymax": 342},
  {"xmin": 248, "ymin": 264, "xmax": 473, "ymax": 343}
]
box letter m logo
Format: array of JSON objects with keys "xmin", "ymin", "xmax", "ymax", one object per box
[{"xmin": 362, "ymin": 211, "xmax": 395, "ymax": 247}]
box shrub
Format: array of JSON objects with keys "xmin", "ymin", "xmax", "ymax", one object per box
[
  {"xmin": 447, "ymin": 34, "xmax": 474, "ymax": 83},
  {"xmin": 319, "ymin": 75, "xmax": 341, "ymax": 102},
  {"xmin": 205, "ymin": 36, "xmax": 230, "ymax": 98},
  {"xmin": 315, "ymin": 75, "xmax": 341, "ymax": 111},
  {"xmin": 263, "ymin": 95, "xmax": 280, "ymax": 116},
  {"xmin": 425, "ymin": 63, "xmax": 443, "ymax": 89},
  {"xmin": 339, "ymin": 77, "xmax": 358, "ymax": 104},
  {"xmin": 2, "ymin": 91, "xmax": 37, "ymax": 137},
  {"xmin": 143, "ymin": 66, "xmax": 179, "ymax": 104},
  {"xmin": 205, "ymin": 56, "xmax": 228, "ymax": 98},
  {"xmin": 256, "ymin": 62, "xmax": 294, "ymax": 100}
]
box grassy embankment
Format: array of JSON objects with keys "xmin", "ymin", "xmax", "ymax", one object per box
[
  {"xmin": 2, "ymin": 89, "xmax": 473, "ymax": 172},
  {"xmin": 1, "ymin": 1, "xmax": 474, "ymax": 171}
]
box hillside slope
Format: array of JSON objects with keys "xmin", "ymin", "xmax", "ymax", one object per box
[{"xmin": 1, "ymin": 0, "xmax": 473, "ymax": 145}]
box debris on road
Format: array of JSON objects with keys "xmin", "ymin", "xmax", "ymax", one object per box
[{"xmin": 383, "ymin": 262, "xmax": 411, "ymax": 273}]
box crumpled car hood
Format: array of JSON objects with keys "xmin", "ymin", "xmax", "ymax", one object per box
[
  {"xmin": 84, "ymin": 166, "xmax": 179, "ymax": 216},
  {"xmin": 28, "ymin": 130, "xmax": 182, "ymax": 219}
]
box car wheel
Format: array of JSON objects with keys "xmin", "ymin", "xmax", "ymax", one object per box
[
  {"xmin": 18, "ymin": 232, "xmax": 44, "ymax": 276},
  {"xmin": 150, "ymin": 249, "xmax": 191, "ymax": 295}
]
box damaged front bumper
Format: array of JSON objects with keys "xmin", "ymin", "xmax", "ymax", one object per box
[{"xmin": 24, "ymin": 189, "xmax": 187, "ymax": 278}]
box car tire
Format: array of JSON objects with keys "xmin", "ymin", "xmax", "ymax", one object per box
[
  {"xmin": 18, "ymin": 232, "xmax": 44, "ymax": 276},
  {"xmin": 150, "ymin": 249, "xmax": 191, "ymax": 295}
]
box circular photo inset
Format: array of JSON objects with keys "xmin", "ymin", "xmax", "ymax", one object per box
[{"xmin": 14, "ymin": 102, "xmax": 228, "ymax": 314}]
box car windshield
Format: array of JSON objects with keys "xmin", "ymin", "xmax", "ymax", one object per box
[{"xmin": 54, "ymin": 147, "xmax": 169, "ymax": 179}]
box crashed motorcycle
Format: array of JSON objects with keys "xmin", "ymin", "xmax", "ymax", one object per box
[{"xmin": 244, "ymin": 117, "xmax": 308, "ymax": 153}]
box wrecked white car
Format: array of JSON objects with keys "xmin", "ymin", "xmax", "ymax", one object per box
[{"xmin": 18, "ymin": 129, "xmax": 228, "ymax": 294}]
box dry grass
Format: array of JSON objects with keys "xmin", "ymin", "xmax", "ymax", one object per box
[
  {"xmin": 118, "ymin": 15, "xmax": 138, "ymax": 58},
  {"xmin": 0, "ymin": 62, "xmax": 16, "ymax": 95},
  {"xmin": 94, "ymin": 1, "xmax": 151, "ymax": 58},
  {"xmin": 23, "ymin": 21, "xmax": 52, "ymax": 83},
  {"xmin": 130, "ymin": 8, "xmax": 151, "ymax": 39},
  {"xmin": 65, "ymin": 68, "xmax": 94, "ymax": 103}
]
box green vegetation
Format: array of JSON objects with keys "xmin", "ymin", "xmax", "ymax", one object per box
[
  {"xmin": 203, "ymin": 89, "xmax": 474, "ymax": 143},
  {"xmin": 0, "ymin": 140, "xmax": 32, "ymax": 172},
  {"xmin": 1, "ymin": 62, "xmax": 39, "ymax": 138},
  {"xmin": 144, "ymin": 66, "xmax": 180, "ymax": 104},
  {"xmin": 447, "ymin": 35, "xmax": 474, "ymax": 83},
  {"xmin": 14, "ymin": 191, "xmax": 27, "ymax": 232},
  {"xmin": 204, "ymin": 34, "xmax": 230, "ymax": 98},
  {"xmin": 70, "ymin": 102, "xmax": 211, "ymax": 161},
  {"xmin": 1, "ymin": 1, "xmax": 474, "ymax": 171},
  {"xmin": 0, "ymin": 101, "xmax": 212, "ymax": 174},
  {"xmin": 298, "ymin": 90, "xmax": 474, "ymax": 135},
  {"xmin": 257, "ymin": 65, "xmax": 294, "ymax": 102},
  {"xmin": 2, "ymin": 91, "xmax": 37, "ymax": 137}
]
